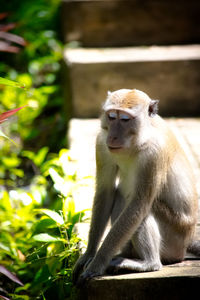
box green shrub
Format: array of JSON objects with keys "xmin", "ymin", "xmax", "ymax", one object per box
[
  {"xmin": 0, "ymin": 2, "xmax": 89, "ymax": 298},
  {"xmin": 0, "ymin": 149, "xmax": 92, "ymax": 299},
  {"xmin": 0, "ymin": 0, "xmax": 66, "ymax": 153}
]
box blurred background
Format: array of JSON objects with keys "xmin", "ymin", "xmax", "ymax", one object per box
[{"xmin": 0, "ymin": 0, "xmax": 200, "ymax": 299}]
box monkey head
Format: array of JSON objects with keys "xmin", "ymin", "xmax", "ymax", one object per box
[{"xmin": 101, "ymin": 89, "xmax": 159, "ymax": 153}]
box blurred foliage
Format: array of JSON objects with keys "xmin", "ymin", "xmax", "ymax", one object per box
[
  {"xmin": 0, "ymin": 0, "xmax": 66, "ymax": 153},
  {"xmin": 0, "ymin": 0, "xmax": 67, "ymax": 190},
  {"xmin": 0, "ymin": 149, "xmax": 92, "ymax": 299},
  {"xmin": 0, "ymin": 1, "xmax": 89, "ymax": 299}
]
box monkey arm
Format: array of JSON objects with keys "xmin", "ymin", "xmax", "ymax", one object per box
[
  {"xmin": 73, "ymin": 135, "xmax": 117, "ymax": 284},
  {"xmin": 73, "ymin": 183, "xmax": 115, "ymax": 284},
  {"xmin": 86, "ymin": 137, "xmax": 117, "ymax": 255}
]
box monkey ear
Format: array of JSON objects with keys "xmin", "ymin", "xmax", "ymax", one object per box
[{"xmin": 149, "ymin": 100, "xmax": 159, "ymax": 117}]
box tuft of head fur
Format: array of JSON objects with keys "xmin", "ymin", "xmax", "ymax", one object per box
[{"xmin": 104, "ymin": 89, "xmax": 151, "ymax": 112}]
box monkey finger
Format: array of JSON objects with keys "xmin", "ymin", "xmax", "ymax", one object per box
[
  {"xmin": 83, "ymin": 257, "xmax": 93, "ymax": 270},
  {"xmin": 76, "ymin": 270, "xmax": 100, "ymax": 288}
]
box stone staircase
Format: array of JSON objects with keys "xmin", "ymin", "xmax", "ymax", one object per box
[
  {"xmin": 61, "ymin": 0, "xmax": 200, "ymax": 299},
  {"xmin": 62, "ymin": 0, "xmax": 200, "ymax": 119},
  {"xmin": 62, "ymin": 0, "xmax": 200, "ymax": 47},
  {"xmin": 64, "ymin": 45, "xmax": 200, "ymax": 118}
]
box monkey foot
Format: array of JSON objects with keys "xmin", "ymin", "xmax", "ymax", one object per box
[{"xmin": 107, "ymin": 257, "xmax": 162, "ymax": 275}]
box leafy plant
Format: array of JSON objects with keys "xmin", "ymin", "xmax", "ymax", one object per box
[
  {"xmin": 0, "ymin": 0, "xmax": 65, "ymax": 153},
  {"xmin": 0, "ymin": 149, "xmax": 93, "ymax": 299},
  {"xmin": 0, "ymin": 1, "xmax": 89, "ymax": 299}
]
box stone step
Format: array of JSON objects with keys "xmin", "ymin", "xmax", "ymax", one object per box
[
  {"xmin": 77, "ymin": 262, "xmax": 200, "ymax": 300},
  {"xmin": 61, "ymin": 0, "xmax": 200, "ymax": 47},
  {"xmin": 64, "ymin": 45, "xmax": 200, "ymax": 118}
]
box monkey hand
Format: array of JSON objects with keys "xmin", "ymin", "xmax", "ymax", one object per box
[
  {"xmin": 72, "ymin": 253, "xmax": 94, "ymax": 285},
  {"xmin": 76, "ymin": 260, "xmax": 105, "ymax": 287}
]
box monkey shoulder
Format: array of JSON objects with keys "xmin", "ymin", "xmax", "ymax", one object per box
[
  {"xmin": 150, "ymin": 116, "xmax": 179, "ymax": 152},
  {"xmin": 96, "ymin": 130, "xmax": 110, "ymax": 155}
]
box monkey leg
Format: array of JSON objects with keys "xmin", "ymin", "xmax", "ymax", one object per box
[{"xmin": 107, "ymin": 215, "xmax": 162, "ymax": 274}]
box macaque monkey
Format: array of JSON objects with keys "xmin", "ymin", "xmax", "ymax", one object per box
[{"xmin": 73, "ymin": 89, "xmax": 199, "ymax": 286}]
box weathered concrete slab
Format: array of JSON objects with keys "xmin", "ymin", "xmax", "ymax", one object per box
[
  {"xmin": 64, "ymin": 45, "xmax": 200, "ymax": 117},
  {"xmin": 78, "ymin": 263, "xmax": 200, "ymax": 300},
  {"xmin": 62, "ymin": 0, "xmax": 200, "ymax": 47}
]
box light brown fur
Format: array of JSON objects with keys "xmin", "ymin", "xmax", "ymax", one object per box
[{"xmin": 108, "ymin": 89, "xmax": 151, "ymax": 109}]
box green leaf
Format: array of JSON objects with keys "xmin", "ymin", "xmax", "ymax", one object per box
[
  {"xmin": 2, "ymin": 156, "xmax": 21, "ymax": 168},
  {"xmin": 72, "ymin": 211, "xmax": 85, "ymax": 225},
  {"xmin": 21, "ymin": 150, "xmax": 35, "ymax": 161},
  {"xmin": 0, "ymin": 76, "xmax": 26, "ymax": 89},
  {"xmin": 63, "ymin": 197, "xmax": 75, "ymax": 222},
  {"xmin": 33, "ymin": 218, "xmax": 57, "ymax": 233},
  {"xmin": 34, "ymin": 147, "xmax": 49, "ymax": 166},
  {"xmin": 33, "ymin": 265, "xmax": 51, "ymax": 286},
  {"xmin": 9, "ymin": 295, "xmax": 29, "ymax": 300},
  {"xmin": 1, "ymin": 191, "xmax": 12, "ymax": 211},
  {"xmin": 33, "ymin": 233, "xmax": 62, "ymax": 243},
  {"xmin": 0, "ymin": 242, "xmax": 10, "ymax": 252},
  {"xmin": 35, "ymin": 209, "xmax": 64, "ymax": 225}
]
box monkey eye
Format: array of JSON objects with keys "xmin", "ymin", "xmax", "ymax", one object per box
[
  {"xmin": 119, "ymin": 113, "xmax": 131, "ymax": 122},
  {"xmin": 107, "ymin": 111, "xmax": 117, "ymax": 120}
]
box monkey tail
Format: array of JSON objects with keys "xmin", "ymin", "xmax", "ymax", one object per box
[{"xmin": 187, "ymin": 240, "xmax": 200, "ymax": 257}]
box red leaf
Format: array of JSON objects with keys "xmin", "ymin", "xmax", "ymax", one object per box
[
  {"xmin": 0, "ymin": 106, "xmax": 26, "ymax": 124},
  {"xmin": 0, "ymin": 265, "xmax": 23, "ymax": 286},
  {"xmin": 0, "ymin": 13, "xmax": 9, "ymax": 21},
  {"xmin": 0, "ymin": 295, "xmax": 11, "ymax": 300}
]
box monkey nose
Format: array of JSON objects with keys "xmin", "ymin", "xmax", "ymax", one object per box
[{"xmin": 107, "ymin": 136, "xmax": 123, "ymax": 150}]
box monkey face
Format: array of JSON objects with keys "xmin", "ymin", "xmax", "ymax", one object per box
[
  {"xmin": 101, "ymin": 89, "xmax": 159, "ymax": 153},
  {"xmin": 104, "ymin": 109, "xmax": 139, "ymax": 153}
]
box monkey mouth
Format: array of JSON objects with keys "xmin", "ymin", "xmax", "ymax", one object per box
[{"xmin": 108, "ymin": 146, "xmax": 123, "ymax": 152}]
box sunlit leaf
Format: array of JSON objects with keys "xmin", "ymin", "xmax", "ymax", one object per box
[
  {"xmin": 33, "ymin": 233, "xmax": 62, "ymax": 243},
  {"xmin": 72, "ymin": 211, "xmax": 86, "ymax": 225},
  {"xmin": 0, "ymin": 242, "xmax": 10, "ymax": 252},
  {"xmin": 63, "ymin": 197, "xmax": 75, "ymax": 222},
  {"xmin": 35, "ymin": 209, "xmax": 64, "ymax": 225},
  {"xmin": 49, "ymin": 168, "xmax": 64, "ymax": 185},
  {"xmin": 0, "ymin": 129, "xmax": 17, "ymax": 145},
  {"xmin": 1, "ymin": 191, "xmax": 12, "ymax": 211},
  {"xmin": 34, "ymin": 147, "xmax": 49, "ymax": 166},
  {"xmin": 2, "ymin": 156, "xmax": 21, "ymax": 168},
  {"xmin": 0, "ymin": 76, "xmax": 26, "ymax": 89},
  {"xmin": 21, "ymin": 150, "xmax": 35, "ymax": 161},
  {"xmin": 12, "ymin": 168, "xmax": 24, "ymax": 178}
]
